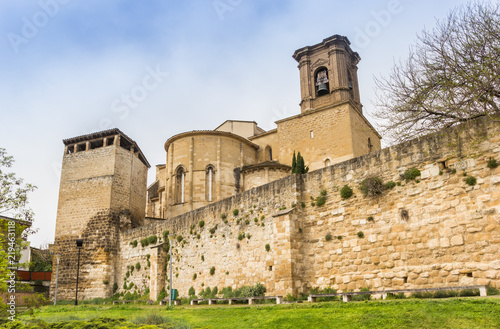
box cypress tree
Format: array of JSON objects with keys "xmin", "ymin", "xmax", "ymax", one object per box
[
  {"xmin": 297, "ymin": 152, "xmax": 304, "ymax": 174},
  {"xmin": 292, "ymin": 151, "xmax": 297, "ymax": 174}
]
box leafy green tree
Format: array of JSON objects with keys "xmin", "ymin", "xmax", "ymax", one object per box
[
  {"xmin": 374, "ymin": 2, "xmax": 500, "ymax": 143},
  {"xmin": 0, "ymin": 148, "xmax": 37, "ymax": 292}
]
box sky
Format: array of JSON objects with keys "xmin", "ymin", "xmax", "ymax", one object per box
[{"xmin": 0, "ymin": 0, "xmax": 474, "ymax": 248}]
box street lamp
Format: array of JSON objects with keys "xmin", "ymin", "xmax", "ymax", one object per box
[
  {"xmin": 167, "ymin": 235, "xmax": 175, "ymax": 306},
  {"xmin": 54, "ymin": 254, "xmax": 60, "ymax": 305},
  {"xmin": 75, "ymin": 239, "xmax": 83, "ymax": 306}
]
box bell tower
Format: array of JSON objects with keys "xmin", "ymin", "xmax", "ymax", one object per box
[{"xmin": 292, "ymin": 35, "xmax": 362, "ymax": 113}]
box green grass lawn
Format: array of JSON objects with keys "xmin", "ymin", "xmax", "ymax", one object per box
[{"xmin": 5, "ymin": 297, "xmax": 500, "ymax": 329}]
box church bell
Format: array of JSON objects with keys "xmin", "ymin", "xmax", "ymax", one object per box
[{"xmin": 317, "ymin": 83, "xmax": 328, "ymax": 96}]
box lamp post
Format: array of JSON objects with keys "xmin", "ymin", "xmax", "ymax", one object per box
[
  {"xmin": 75, "ymin": 239, "xmax": 83, "ymax": 306},
  {"xmin": 167, "ymin": 235, "xmax": 175, "ymax": 306},
  {"xmin": 54, "ymin": 254, "xmax": 60, "ymax": 305}
]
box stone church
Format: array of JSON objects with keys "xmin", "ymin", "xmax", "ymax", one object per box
[
  {"xmin": 146, "ymin": 34, "xmax": 380, "ymax": 220},
  {"xmin": 51, "ymin": 34, "xmax": 499, "ymax": 301}
]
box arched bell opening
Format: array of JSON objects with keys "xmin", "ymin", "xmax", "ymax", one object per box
[{"xmin": 315, "ymin": 67, "xmax": 329, "ymax": 96}]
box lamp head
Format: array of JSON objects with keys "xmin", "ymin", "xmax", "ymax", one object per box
[{"xmin": 76, "ymin": 239, "xmax": 83, "ymax": 248}]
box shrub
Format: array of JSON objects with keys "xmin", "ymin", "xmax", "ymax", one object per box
[
  {"xmin": 234, "ymin": 283, "xmax": 266, "ymax": 297},
  {"xmin": 352, "ymin": 287, "xmax": 371, "ymax": 301},
  {"xmin": 301, "ymin": 202, "xmax": 306, "ymax": 208},
  {"xmin": 238, "ymin": 232, "xmax": 245, "ymax": 240},
  {"xmin": 226, "ymin": 271, "xmax": 229, "ymax": 275},
  {"xmin": 157, "ymin": 288, "xmax": 167, "ymax": 302},
  {"xmin": 246, "ymin": 233, "xmax": 251, "ymax": 239},
  {"xmin": 133, "ymin": 312, "xmax": 171, "ymax": 325},
  {"xmin": 130, "ymin": 240, "xmax": 138, "ymax": 248},
  {"xmin": 487, "ymin": 157, "xmax": 498, "ymax": 169},
  {"xmin": 148, "ymin": 235, "xmax": 157, "ymax": 244},
  {"xmin": 487, "ymin": 284, "xmax": 500, "ymax": 295},
  {"xmin": 367, "ymin": 216, "xmax": 374, "ymax": 222},
  {"xmin": 245, "ymin": 219, "xmax": 250, "ymax": 225},
  {"xmin": 199, "ymin": 220, "xmax": 205, "ymax": 228},
  {"xmin": 337, "ymin": 235, "xmax": 343, "ymax": 240},
  {"xmin": 210, "ymin": 266, "xmax": 216, "ymax": 275},
  {"xmin": 465, "ymin": 175, "xmax": 477, "ymax": 186},
  {"xmin": 162, "ymin": 230, "xmax": 170, "ymax": 241},
  {"xmin": 135, "ymin": 262, "xmax": 141, "ymax": 271},
  {"xmin": 357, "ymin": 231, "xmax": 365, "ymax": 238},
  {"xmin": 315, "ymin": 196, "xmax": 326, "ymax": 206},
  {"xmin": 359, "ymin": 177, "xmax": 384, "ymax": 196},
  {"xmin": 193, "ymin": 273, "xmax": 197, "ymax": 280},
  {"xmin": 209, "ymin": 226, "xmax": 217, "ymax": 234},
  {"xmin": 325, "ymin": 234, "xmax": 332, "ymax": 241},
  {"xmin": 260, "ymin": 215, "xmax": 265, "ymax": 220},
  {"xmin": 188, "ymin": 286, "xmax": 195, "ymax": 296},
  {"xmin": 221, "ymin": 213, "xmax": 227, "ymax": 220},
  {"xmin": 196, "ymin": 234, "xmax": 200, "ymax": 239},
  {"xmin": 233, "ymin": 209, "xmax": 239, "ymax": 216},
  {"xmin": 113, "ymin": 283, "xmax": 118, "ymax": 293},
  {"xmin": 385, "ymin": 181, "xmax": 396, "ymax": 189},
  {"xmin": 103, "ymin": 280, "xmax": 109, "ymax": 285},
  {"xmin": 403, "ymin": 168, "xmax": 421, "ymax": 181},
  {"xmin": 265, "ymin": 244, "xmax": 270, "ymax": 252},
  {"xmin": 320, "ymin": 189, "xmax": 327, "ymax": 196},
  {"xmin": 254, "ymin": 217, "xmax": 258, "ymax": 223},
  {"xmin": 177, "ymin": 235, "xmax": 183, "ymax": 242},
  {"xmin": 340, "ymin": 185, "xmax": 353, "ymax": 199},
  {"xmin": 201, "ymin": 255, "xmax": 204, "ymax": 261},
  {"xmin": 22, "ymin": 294, "xmax": 48, "ymax": 315}
]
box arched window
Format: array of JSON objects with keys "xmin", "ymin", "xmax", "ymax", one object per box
[
  {"xmin": 265, "ymin": 146, "xmax": 272, "ymax": 161},
  {"xmin": 205, "ymin": 165, "xmax": 215, "ymax": 202},
  {"xmin": 315, "ymin": 67, "xmax": 329, "ymax": 96},
  {"xmin": 175, "ymin": 166, "xmax": 185, "ymax": 204},
  {"xmin": 324, "ymin": 159, "xmax": 331, "ymax": 167}
]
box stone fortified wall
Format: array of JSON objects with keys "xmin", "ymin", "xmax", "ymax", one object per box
[{"xmin": 117, "ymin": 120, "xmax": 500, "ymax": 299}]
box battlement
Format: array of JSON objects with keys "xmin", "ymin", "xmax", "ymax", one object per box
[{"xmin": 63, "ymin": 128, "xmax": 150, "ymax": 168}]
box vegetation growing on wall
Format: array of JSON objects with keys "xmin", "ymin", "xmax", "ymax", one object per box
[
  {"xmin": 359, "ymin": 177, "xmax": 384, "ymax": 196},
  {"xmin": 340, "ymin": 185, "xmax": 353, "ymax": 199}
]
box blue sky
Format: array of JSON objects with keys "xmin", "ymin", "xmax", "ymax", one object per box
[{"xmin": 0, "ymin": 0, "xmax": 473, "ymax": 247}]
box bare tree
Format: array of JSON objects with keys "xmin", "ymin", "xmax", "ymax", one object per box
[{"xmin": 374, "ymin": 2, "xmax": 500, "ymax": 143}]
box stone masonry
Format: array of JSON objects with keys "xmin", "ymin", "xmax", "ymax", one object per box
[{"xmin": 116, "ymin": 119, "xmax": 500, "ymax": 299}]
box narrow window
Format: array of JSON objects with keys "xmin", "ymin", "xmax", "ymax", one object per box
[
  {"xmin": 175, "ymin": 167, "xmax": 185, "ymax": 204},
  {"xmin": 324, "ymin": 159, "xmax": 331, "ymax": 167},
  {"xmin": 310, "ymin": 130, "xmax": 314, "ymax": 138},
  {"xmin": 265, "ymin": 146, "xmax": 272, "ymax": 161},
  {"xmin": 368, "ymin": 138, "xmax": 373, "ymax": 153},
  {"xmin": 206, "ymin": 166, "xmax": 215, "ymax": 202},
  {"xmin": 181, "ymin": 172, "xmax": 185, "ymax": 203},
  {"xmin": 347, "ymin": 71, "xmax": 354, "ymax": 97}
]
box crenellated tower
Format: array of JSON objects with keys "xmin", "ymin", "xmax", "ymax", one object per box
[{"xmin": 50, "ymin": 129, "xmax": 149, "ymax": 301}]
